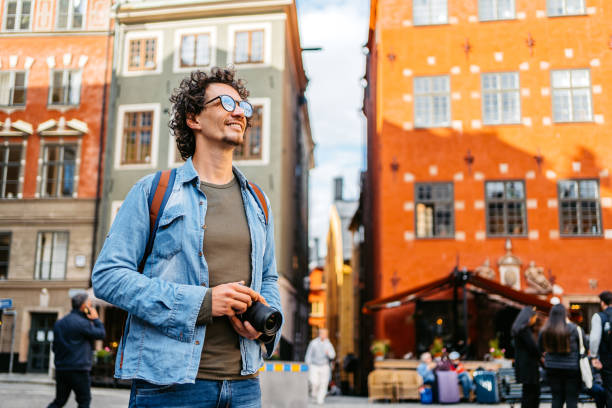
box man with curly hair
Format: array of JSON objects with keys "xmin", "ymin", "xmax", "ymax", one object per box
[{"xmin": 93, "ymin": 67, "xmax": 282, "ymax": 408}]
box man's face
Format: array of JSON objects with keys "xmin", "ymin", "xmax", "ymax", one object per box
[
  {"xmin": 319, "ymin": 329, "xmax": 328, "ymax": 340},
  {"xmin": 189, "ymin": 82, "xmax": 248, "ymax": 147}
]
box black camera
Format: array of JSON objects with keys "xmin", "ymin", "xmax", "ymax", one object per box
[{"xmin": 239, "ymin": 301, "xmax": 282, "ymax": 337}]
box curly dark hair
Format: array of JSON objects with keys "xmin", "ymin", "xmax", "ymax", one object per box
[{"xmin": 169, "ymin": 67, "xmax": 250, "ymax": 160}]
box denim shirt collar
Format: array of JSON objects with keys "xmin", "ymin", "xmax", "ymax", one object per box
[{"xmin": 177, "ymin": 157, "xmax": 249, "ymax": 190}]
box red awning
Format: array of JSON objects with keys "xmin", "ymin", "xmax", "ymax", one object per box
[{"xmin": 362, "ymin": 270, "xmax": 552, "ymax": 314}]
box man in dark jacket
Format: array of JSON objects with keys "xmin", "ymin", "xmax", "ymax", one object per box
[
  {"xmin": 590, "ymin": 291, "xmax": 612, "ymax": 408},
  {"xmin": 47, "ymin": 293, "xmax": 106, "ymax": 408}
]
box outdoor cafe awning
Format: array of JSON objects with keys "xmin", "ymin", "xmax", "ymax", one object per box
[{"xmin": 362, "ymin": 269, "xmax": 552, "ymax": 314}]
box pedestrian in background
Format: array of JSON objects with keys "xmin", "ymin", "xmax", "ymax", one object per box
[
  {"xmin": 47, "ymin": 293, "xmax": 106, "ymax": 408},
  {"xmin": 590, "ymin": 290, "xmax": 612, "ymax": 408},
  {"xmin": 305, "ymin": 328, "xmax": 336, "ymax": 405},
  {"xmin": 511, "ymin": 306, "xmax": 541, "ymax": 408},
  {"xmin": 539, "ymin": 304, "xmax": 581, "ymax": 408}
]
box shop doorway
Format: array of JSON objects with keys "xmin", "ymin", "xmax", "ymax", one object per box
[{"xmin": 27, "ymin": 313, "xmax": 56, "ymax": 373}]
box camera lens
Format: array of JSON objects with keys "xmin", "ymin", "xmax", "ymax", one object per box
[{"xmin": 241, "ymin": 301, "xmax": 282, "ymax": 337}]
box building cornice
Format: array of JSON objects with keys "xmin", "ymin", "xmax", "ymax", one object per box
[
  {"xmin": 116, "ymin": 0, "xmax": 291, "ymax": 23},
  {"xmin": 0, "ymin": 280, "xmax": 89, "ymax": 289}
]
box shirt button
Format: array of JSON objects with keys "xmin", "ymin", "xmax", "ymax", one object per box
[
  {"xmin": 199, "ymin": 201, "xmax": 203, "ymax": 205},
  {"xmin": 202, "ymin": 225, "xmax": 207, "ymax": 230},
  {"xmin": 198, "ymin": 251, "xmax": 202, "ymax": 257},
  {"xmin": 195, "ymin": 340, "xmax": 200, "ymax": 345}
]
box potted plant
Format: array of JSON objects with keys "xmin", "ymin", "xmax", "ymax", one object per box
[
  {"xmin": 488, "ymin": 338, "xmax": 505, "ymax": 359},
  {"xmin": 370, "ymin": 339, "xmax": 391, "ymax": 360},
  {"xmin": 429, "ymin": 337, "xmax": 444, "ymax": 358}
]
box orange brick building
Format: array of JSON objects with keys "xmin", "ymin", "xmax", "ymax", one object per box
[
  {"xmin": 0, "ymin": 0, "xmax": 112, "ymax": 372},
  {"xmin": 308, "ymin": 266, "xmax": 326, "ymax": 333},
  {"xmin": 363, "ymin": 0, "xmax": 612, "ymax": 359}
]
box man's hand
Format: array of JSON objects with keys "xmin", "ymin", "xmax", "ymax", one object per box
[
  {"xmin": 229, "ymin": 316, "xmax": 261, "ymax": 340},
  {"xmin": 86, "ymin": 307, "xmax": 99, "ymax": 320},
  {"xmin": 211, "ymin": 281, "xmax": 258, "ymax": 317},
  {"xmin": 592, "ymin": 358, "xmax": 603, "ymax": 370}
]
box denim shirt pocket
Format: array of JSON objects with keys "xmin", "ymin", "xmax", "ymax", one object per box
[{"xmin": 153, "ymin": 205, "xmax": 185, "ymax": 260}]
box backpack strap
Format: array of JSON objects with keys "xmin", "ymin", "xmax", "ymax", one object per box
[
  {"xmin": 138, "ymin": 168, "xmax": 177, "ymax": 273},
  {"xmin": 248, "ymin": 181, "xmax": 268, "ymax": 225}
]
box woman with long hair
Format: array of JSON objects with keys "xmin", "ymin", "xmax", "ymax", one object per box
[
  {"xmin": 512, "ymin": 306, "xmax": 541, "ymax": 408},
  {"xmin": 538, "ymin": 304, "xmax": 582, "ymax": 408}
]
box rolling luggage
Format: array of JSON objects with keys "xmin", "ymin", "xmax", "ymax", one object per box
[
  {"xmin": 436, "ymin": 371, "xmax": 461, "ymax": 403},
  {"xmin": 473, "ymin": 371, "xmax": 500, "ymax": 403}
]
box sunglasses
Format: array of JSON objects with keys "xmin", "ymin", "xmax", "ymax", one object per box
[{"xmin": 203, "ymin": 95, "xmax": 253, "ymax": 118}]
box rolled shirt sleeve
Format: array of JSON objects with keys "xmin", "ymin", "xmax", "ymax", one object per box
[{"xmin": 590, "ymin": 313, "xmax": 602, "ymax": 357}]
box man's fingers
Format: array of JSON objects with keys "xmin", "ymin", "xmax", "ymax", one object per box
[
  {"xmin": 231, "ymin": 283, "xmax": 259, "ymax": 300},
  {"xmin": 231, "ymin": 291, "xmax": 253, "ymax": 307}
]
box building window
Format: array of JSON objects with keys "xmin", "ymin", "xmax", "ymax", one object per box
[
  {"xmin": 547, "ymin": 0, "xmax": 585, "ymax": 16},
  {"xmin": 0, "ymin": 71, "xmax": 27, "ymax": 106},
  {"xmin": 128, "ymin": 38, "xmax": 157, "ymax": 71},
  {"xmin": 481, "ymin": 72, "xmax": 520, "ymax": 125},
  {"xmin": 4, "ymin": 0, "xmax": 32, "ymax": 31},
  {"xmin": 234, "ymin": 30, "xmax": 264, "ymax": 64},
  {"xmin": 41, "ymin": 144, "xmax": 77, "ymax": 198},
  {"xmin": 479, "ymin": 0, "xmax": 515, "ymax": 20},
  {"xmin": 234, "ymin": 104, "xmax": 263, "ymax": 161},
  {"xmin": 180, "ymin": 33, "xmax": 210, "ymax": 68},
  {"xmin": 48, "ymin": 70, "xmax": 81, "ymax": 106},
  {"xmin": 56, "ymin": 0, "xmax": 86, "ymax": 30},
  {"xmin": 0, "ymin": 232, "xmax": 10, "ymax": 279},
  {"xmin": 35, "ymin": 231, "xmax": 68, "ymax": 280},
  {"xmin": 413, "ymin": 0, "xmax": 448, "ymax": 25},
  {"xmin": 558, "ymin": 179, "xmax": 601, "ymax": 236},
  {"xmin": 415, "ymin": 183, "xmax": 454, "ymax": 238},
  {"xmin": 414, "ymin": 75, "xmax": 451, "ymax": 128},
  {"xmin": 311, "ymin": 301, "xmax": 324, "ymax": 317},
  {"xmin": 122, "ymin": 111, "xmax": 153, "ymax": 165},
  {"xmin": 485, "ymin": 181, "xmax": 527, "ymax": 236},
  {"xmin": 551, "ymin": 69, "xmax": 592, "ymax": 122},
  {"xmin": 0, "ymin": 144, "xmax": 23, "ymax": 198}
]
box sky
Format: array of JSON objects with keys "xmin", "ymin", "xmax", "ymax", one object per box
[{"xmin": 295, "ymin": 0, "xmax": 370, "ymax": 258}]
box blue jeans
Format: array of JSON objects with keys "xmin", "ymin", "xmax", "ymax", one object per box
[
  {"xmin": 458, "ymin": 372, "xmax": 473, "ymax": 398},
  {"xmin": 129, "ymin": 378, "xmax": 261, "ymax": 408}
]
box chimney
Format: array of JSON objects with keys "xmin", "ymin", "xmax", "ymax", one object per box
[{"xmin": 333, "ymin": 177, "xmax": 343, "ymax": 201}]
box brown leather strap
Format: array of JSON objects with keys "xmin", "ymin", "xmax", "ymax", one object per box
[
  {"xmin": 149, "ymin": 170, "xmax": 172, "ymax": 234},
  {"xmin": 249, "ymin": 182, "xmax": 268, "ymax": 224}
]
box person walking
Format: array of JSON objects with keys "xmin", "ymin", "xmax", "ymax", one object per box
[
  {"xmin": 511, "ymin": 306, "xmax": 541, "ymax": 408},
  {"xmin": 590, "ymin": 290, "xmax": 612, "ymax": 407},
  {"xmin": 92, "ymin": 67, "xmax": 282, "ymax": 408},
  {"xmin": 539, "ymin": 303, "xmax": 582, "ymax": 408},
  {"xmin": 47, "ymin": 293, "xmax": 106, "ymax": 408},
  {"xmin": 305, "ymin": 328, "xmax": 336, "ymax": 405}
]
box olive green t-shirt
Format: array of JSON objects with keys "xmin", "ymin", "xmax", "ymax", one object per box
[{"xmin": 197, "ymin": 176, "xmax": 253, "ymax": 380}]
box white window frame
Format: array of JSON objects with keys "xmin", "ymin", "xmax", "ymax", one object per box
[
  {"xmin": 110, "ymin": 200, "xmax": 123, "ymax": 228},
  {"xmin": 34, "ymin": 231, "xmax": 69, "ymax": 280},
  {"xmin": 414, "ymin": 75, "xmax": 451, "ymax": 128},
  {"xmin": 55, "ymin": 0, "xmax": 87, "ymax": 30},
  {"xmin": 232, "ymin": 97, "xmax": 271, "ymax": 166},
  {"xmin": 39, "ymin": 142, "xmax": 79, "ymax": 198},
  {"xmin": 481, "ymin": 71, "xmax": 521, "ymax": 125},
  {"xmin": 3, "ymin": 0, "xmax": 34, "ymax": 31},
  {"xmin": 114, "ymin": 103, "xmax": 160, "ymax": 170},
  {"xmin": 413, "ymin": 0, "xmax": 448, "ymax": 26},
  {"xmin": 547, "ymin": 0, "xmax": 585, "ymax": 17},
  {"xmin": 48, "ymin": 69, "xmax": 82, "ymax": 107},
  {"xmin": 122, "ymin": 30, "xmax": 163, "ymax": 76},
  {"xmin": 551, "ymin": 68, "xmax": 592, "ymax": 123},
  {"xmin": 227, "ymin": 22, "xmax": 272, "ymax": 67},
  {"xmin": 173, "ymin": 26, "xmax": 217, "ymax": 73},
  {"xmin": 479, "ymin": 0, "xmax": 515, "ymax": 21},
  {"xmin": 0, "ymin": 70, "xmax": 27, "ymax": 107}
]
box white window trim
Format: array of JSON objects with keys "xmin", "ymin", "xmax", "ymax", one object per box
[
  {"xmin": 547, "ymin": 0, "xmax": 585, "ymax": 16},
  {"xmin": 173, "ymin": 26, "xmax": 217, "ymax": 73},
  {"xmin": 227, "ymin": 22, "xmax": 272, "ymax": 68},
  {"xmin": 39, "ymin": 140, "xmax": 81, "ymax": 199},
  {"xmin": 413, "ymin": 75, "xmax": 452, "ymax": 128},
  {"xmin": 114, "ymin": 103, "xmax": 160, "ymax": 170},
  {"xmin": 110, "ymin": 200, "xmax": 123, "ymax": 228},
  {"xmin": 0, "ymin": 70, "xmax": 28, "ymax": 109},
  {"xmin": 233, "ymin": 97, "xmax": 271, "ymax": 166},
  {"xmin": 551, "ymin": 68, "xmax": 593, "ymax": 123},
  {"xmin": 481, "ymin": 71, "xmax": 521, "ymax": 125},
  {"xmin": 2, "ymin": 0, "xmax": 34, "ymax": 31},
  {"xmin": 55, "ymin": 0, "xmax": 87, "ymax": 31},
  {"xmin": 122, "ymin": 30, "xmax": 164, "ymax": 76},
  {"xmin": 479, "ymin": 0, "xmax": 516, "ymax": 21},
  {"xmin": 413, "ymin": 0, "xmax": 449, "ymax": 26},
  {"xmin": 167, "ymin": 131, "xmax": 185, "ymax": 168}
]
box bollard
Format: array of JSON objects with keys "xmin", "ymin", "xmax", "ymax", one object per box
[{"xmin": 259, "ymin": 361, "xmax": 309, "ymax": 408}]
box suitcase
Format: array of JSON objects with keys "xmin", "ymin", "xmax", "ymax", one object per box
[
  {"xmin": 473, "ymin": 371, "xmax": 500, "ymax": 403},
  {"xmin": 436, "ymin": 371, "xmax": 461, "ymax": 403},
  {"xmin": 420, "ymin": 386, "xmax": 433, "ymax": 404}
]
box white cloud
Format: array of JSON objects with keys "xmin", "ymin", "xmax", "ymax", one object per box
[{"xmin": 297, "ymin": 0, "xmax": 368, "ymax": 254}]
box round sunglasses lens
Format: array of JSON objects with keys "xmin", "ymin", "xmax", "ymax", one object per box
[
  {"xmin": 240, "ymin": 102, "xmax": 253, "ymax": 118},
  {"xmin": 219, "ymin": 95, "xmax": 236, "ymax": 112}
]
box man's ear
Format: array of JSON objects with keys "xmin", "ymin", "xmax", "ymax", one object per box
[{"xmin": 186, "ymin": 113, "xmax": 200, "ymax": 131}]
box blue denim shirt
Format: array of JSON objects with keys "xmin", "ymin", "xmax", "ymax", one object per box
[{"xmin": 92, "ymin": 158, "xmax": 282, "ymax": 385}]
